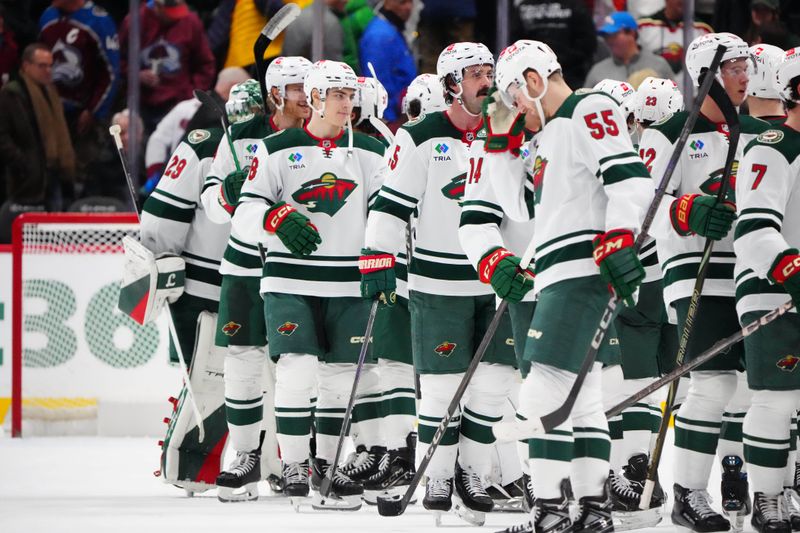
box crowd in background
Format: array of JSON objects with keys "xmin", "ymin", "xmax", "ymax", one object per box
[{"xmin": 0, "ymin": 0, "xmax": 798, "ymax": 242}]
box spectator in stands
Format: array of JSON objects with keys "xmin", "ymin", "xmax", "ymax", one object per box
[
  {"xmin": 745, "ymin": 0, "xmax": 800, "ymax": 46},
  {"xmin": 585, "ymin": 12, "xmax": 674, "ymax": 87},
  {"xmin": 341, "ymin": 0, "xmax": 376, "ymax": 72},
  {"xmin": 281, "ymin": 0, "xmax": 348, "ymax": 67},
  {"xmin": 510, "ymin": 0, "xmax": 597, "ymax": 90},
  {"xmin": 143, "ymin": 66, "xmax": 250, "ymax": 194},
  {"xmin": 637, "ymin": 0, "xmax": 713, "ymax": 75},
  {"xmin": 359, "ymin": 0, "xmax": 416, "ymax": 122},
  {"xmin": 0, "ymin": 7, "xmax": 19, "ymax": 88},
  {"xmin": 120, "ymin": 0, "xmax": 216, "ymax": 133},
  {"xmin": 207, "ymin": 0, "xmax": 287, "ymax": 71},
  {"xmin": 0, "ymin": 43, "xmax": 75, "ymax": 210},
  {"xmin": 38, "ymin": 0, "xmax": 120, "ymax": 135},
  {"xmin": 417, "ymin": 0, "xmax": 476, "ymax": 74}
]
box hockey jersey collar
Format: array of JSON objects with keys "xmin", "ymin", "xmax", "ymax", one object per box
[
  {"xmin": 303, "ymin": 124, "xmax": 346, "ymax": 149},
  {"xmin": 443, "ymin": 110, "xmax": 483, "ymax": 145}
]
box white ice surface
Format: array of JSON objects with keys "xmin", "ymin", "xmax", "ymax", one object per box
[{"xmin": 0, "ymin": 432, "xmax": 733, "ymax": 533}]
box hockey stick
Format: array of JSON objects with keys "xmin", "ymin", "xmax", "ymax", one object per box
[
  {"xmin": 606, "ymin": 299, "xmax": 795, "ymax": 418},
  {"xmin": 639, "ymin": 72, "xmax": 741, "ymax": 510},
  {"xmin": 109, "ymin": 125, "xmax": 206, "ymax": 442},
  {"xmin": 318, "ymin": 299, "xmax": 380, "ymax": 501},
  {"xmin": 376, "ymin": 240, "xmax": 536, "ymax": 517},
  {"xmin": 492, "ymin": 44, "xmax": 729, "ymax": 443},
  {"xmin": 365, "ymin": 62, "xmax": 396, "ymax": 143},
  {"xmin": 254, "ymin": 3, "xmax": 302, "ymax": 108}
]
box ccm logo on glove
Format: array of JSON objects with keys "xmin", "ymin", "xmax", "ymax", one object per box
[
  {"xmin": 478, "ymin": 248, "xmax": 514, "ymax": 283},
  {"xmin": 592, "ymin": 231, "xmax": 634, "ymax": 263},
  {"xmin": 265, "ymin": 203, "xmax": 296, "ymax": 233}
]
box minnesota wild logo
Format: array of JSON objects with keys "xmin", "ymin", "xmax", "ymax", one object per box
[
  {"xmin": 441, "ymin": 172, "xmax": 467, "ymax": 202},
  {"xmin": 532, "ymin": 155, "xmax": 548, "ymax": 205},
  {"xmin": 700, "ymin": 162, "xmax": 738, "ymax": 203},
  {"xmin": 292, "ymin": 172, "xmax": 357, "ymax": 216}
]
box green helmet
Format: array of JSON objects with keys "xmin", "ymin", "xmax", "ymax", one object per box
[{"xmin": 226, "ymin": 79, "xmax": 264, "ymax": 124}]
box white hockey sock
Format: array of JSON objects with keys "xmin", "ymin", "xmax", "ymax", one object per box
[
  {"xmin": 744, "ymin": 390, "xmax": 797, "ymax": 494},
  {"xmin": 224, "ymin": 345, "xmax": 266, "ymax": 452},
  {"xmin": 350, "ymin": 363, "xmax": 382, "ymax": 448},
  {"xmin": 718, "ymin": 372, "xmax": 752, "ymax": 467},
  {"xmin": 274, "ymin": 353, "xmax": 317, "ymax": 464},
  {"xmin": 377, "ymin": 359, "xmax": 416, "ymax": 450},
  {"xmin": 418, "ymin": 373, "xmax": 462, "ymax": 479}
]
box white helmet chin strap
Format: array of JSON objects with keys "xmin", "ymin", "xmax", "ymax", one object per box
[
  {"xmin": 449, "ymin": 82, "xmax": 482, "ymax": 118},
  {"xmin": 311, "ymin": 96, "xmax": 326, "ymax": 119},
  {"xmin": 515, "ymin": 76, "xmax": 549, "ymax": 129}
]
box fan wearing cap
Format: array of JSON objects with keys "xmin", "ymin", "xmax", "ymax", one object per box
[
  {"xmin": 483, "ymin": 38, "xmax": 652, "ymax": 533},
  {"xmin": 232, "ymin": 60, "xmax": 388, "ymax": 511},
  {"xmin": 637, "ymin": 0, "xmax": 713, "ymax": 75},
  {"xmin": 638, "ymin": 32, "xmax": 771, "ymax": 533},
  {"xmin": 734, "ymin": 46, "xmax": 800, "ymax": 533},
  {"xmin": 585, "ymin": 12, "xmax": 675, "ymax": 88}
]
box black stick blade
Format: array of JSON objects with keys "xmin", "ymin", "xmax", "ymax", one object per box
[{"xmin": 376, "ymin": 493, "xmax": 405, "ymax": 516}]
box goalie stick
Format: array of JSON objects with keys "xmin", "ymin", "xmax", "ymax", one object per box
[
  {"xmin": 109, "ymin": 124, "xmax": 206, "ymax": 441},
  {"xmin": 254, "ymin": 3, "xmax": 301, "ymax": 108},
  {"xmin": 639, "ymin": 67, "xmax": 742, "ymax": 510},
  {"xmin": 376, "ymin": 239, "xmax": 536, "ymax": 518},
  {"xmin": 492, "ymin": 44, "xmax": 729, "ymax": 443}
]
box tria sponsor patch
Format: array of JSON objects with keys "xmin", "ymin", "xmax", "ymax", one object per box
[
  {"xmin": 776, "ymin": 354, "xmax": 799, "ymax": 372},
  {"xmin": 434, "ymin": 341, "xmax": 457, "ymax": 357},
  {"xmin": 277, "ymin": 322, "xmax": 298, "ymax": 336},
  {"xmin": 292, "ymin": 173, "xmax": 356, "ymax": 216},
  {"xmin": 221, "ymin": 321, "xmax": 242, "ymax": 336}
]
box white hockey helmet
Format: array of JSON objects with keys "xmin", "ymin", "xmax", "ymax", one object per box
[
  {"xmin": 225, "ymin": 79, "xmax": 264, "ymax": 124},
  {"xmin": 684, "ymin": 32, "xmax": 751, "ymax": 87},
  {"xmin": 748, "ymin": 44, "xmax": 784, "ymax": 99},
  {"xmin": 402, "ymin": 73, "xmax": 447, "ymax": 117},
  {"xmin": 593, "ymin": 79, "xmax": 636, "ymax": 116},
  {"xmin": 633, "ymin": 76, "xmax": 685, "ymax": 124},
  {"xmin": 267, "ymin": 56, "xmax": 313, "ymax": 109},
  {"xmin": 436, "ymin": 42, "xmax": 494, "ymax": 101},
  {"xmin": 775, "ymin": 47, "xmax": 800, "ymax": 103},
  {"xmin": 354, "ymin": 76, "xmax": 389, "ymax": 123},
  {"xmin": 495, "ymin": 40, "xmax": 561, "ymax": 127},
  {"xmin": 304, "ymin": 60, "xmax": 358, "ymax": 116}
]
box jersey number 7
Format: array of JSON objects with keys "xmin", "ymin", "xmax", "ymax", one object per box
[
  {"xmin": 750, "ymin": 163, "xmax": 767, "ymax": 190},
  {"xmin": 584, "ymin": 110, "xmax": 619, "ymax": 139}
]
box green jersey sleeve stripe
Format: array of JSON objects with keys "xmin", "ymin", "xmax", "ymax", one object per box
[
  {"xmin": 739, "ymin": 207, "xmax": 784, "ymax": 221},
  {"xmin": 414, "ymin": 247, "xmax": 469, "ymax": 260},
  {"xmin": 601, "ymin": 162, "xmax": 650, "ymax": 186},
  {"xmin": 152, "ymin": 188, "xmax": 197, "ymax": 207},
  {"xmin": 202, "ymin": 181, "xmax": 220, "ymax": 193},
  {"xmin": 663, "ymin": 262, "xmax": 734, "ymax": 287},
  {"xmin": 537, "ymin": 229, "xmax": 600, "ymax": 253},
  {"xmin": 381, "ymin": 185, "xmax": 419, "ymax": 205},
  {"xmin": 535, "ymin": 240, "xmax": 594, "ymax": 275},
  {"xmin": 267, "ymin": 252, "xmax": 358, "ymax": 262},
  {"xmin": 240, "ymin": 191, "xmax": 272, "ymax": 202},
  {"xmin": 459, "ymin": 210, "xmax": 503, "ymax": 228},
  {"xmin": 734, "ymin": 218, "xmax": 782, "ymax": 240},
  {"xmin": 142, "ymin": 198, "xmax": 195, "ymax": 223},
  {"xmin": 373, "ymin": 196, "xmax": 415, "ymax": 221},
  {"xmin": 410, "ymin": 257, "xmax": 478, "ymax": 281},
  {"xmin": 462, "ymin": 199, "xmax": 503, "ymax": 211},
  {"xmin": 598, "ymin": 151, "xmax": 640, "ymax": 166},
  {"xmin": 229, "ymin": 235, "xmax": 260, "ymax": 251},
  {"xmin": 223, "ymin": 246, "xmax": 263, "ymax": 269},
  {"xmin": 661, "ymin": 250, "xmax": 736, "ymax": 270}
]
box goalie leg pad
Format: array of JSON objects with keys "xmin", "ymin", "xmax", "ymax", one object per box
[
  {"xmin": 161, "ymin": 311, "xmax": 228, "ymax": 491},
  {"xmin": 119, "ymin": 236, "xmax": 185, "ymax": 325}
]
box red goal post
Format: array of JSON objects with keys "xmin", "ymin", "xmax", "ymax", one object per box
[{"xmin": 10, "ymin": 213, "xmax": 177, "ymax": 437}]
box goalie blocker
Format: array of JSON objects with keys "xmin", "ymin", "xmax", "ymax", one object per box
[{"xmin": 118, "ymin": 236, "xmax": 186, "ymax": 325}]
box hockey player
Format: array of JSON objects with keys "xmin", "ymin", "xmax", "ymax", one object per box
[
  {"xmin": 232, "ymin": 60, "xmax": 387, "ymax": 511},
  {"xmin": 136, "ymin": 121, "xmax": 229, "ymax": 495},
  {"xmin": 199, "ymin": 58, "xmax": 313, "ymax": 502},
  {"xmin": 637, "ymin": 32, "xmax": 770, "ymax": 532},
  {"xmin": 593, "ymin": 79, "xmax": 637, "ymax": 139},
  {"xmin": 735, "ymin": 48, "xmax": 800, "ymax": 533},
  {"xmin": 402, "ymin": 73, "xmax": 448, "ymax": 121},
  {"xmin": 361, "ymin": 42, "xmax": 520, "ymax": 524},
  {"xmin": 747, "ymin": 44, "xmax": 786, "ymax": 125},
  {"xmin": 485, "ymin": 39, "xmax": 652, "ymax": 533}
]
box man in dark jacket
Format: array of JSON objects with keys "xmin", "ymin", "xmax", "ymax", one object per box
[{"xmin": 0, "ymin": 43, "xmax": 76, "ymax": 210}]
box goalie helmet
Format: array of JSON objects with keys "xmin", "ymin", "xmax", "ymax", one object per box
[
  {"xmin": 304, "ymin": 60, "xmax": 358, "ymax": 115},
  {"xmin": 353, "ymin": 76, "xmax": 389, "ymax": 123},
  {"xmin": 633, "ymin": 76, "xmax": 684, "ymax": 124},
  {"xmin": 402, "ymin": 73, "xmax": 447, "ymax": 117},
  {"xmin": 436, "ymin": 42, "xmax": 494, "ymax": 99},
  {"xmin": 685, "ymin": 32, "xmax": 750, "ymax": 87},
  {"xmin": 225, "ymin": 79, "xmax": 264, "ymax": 124},
  {"xmin": 495, "ymin": 39, "xmax": 561, "ymax": 109},
  {"xmin": 267, "ymin": 56, "xmax": 312, "ymax": 101},
  {"xmin": 775, "ymin": 47, "xmax": 800, "ymax": 103},
  {"xmin": 748, "ymin": 44, "xmax": 784, "ymax": 99}
]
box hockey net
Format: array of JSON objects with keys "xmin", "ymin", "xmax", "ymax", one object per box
[{"xmin": 9, "ymin": 213, "xmax": 177, "ymax": 437}]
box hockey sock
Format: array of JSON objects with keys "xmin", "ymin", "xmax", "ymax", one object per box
[
  {"xmin": 673, "ymin": 371, "xmax": 737, "ymax": 488},
  {"xmin": 602, "ymin": 365, "xmax": 625, "ymax": 471},
  {"xmin": 783, "ymin": 415, "xmax": 797, "ymax": 488},
  {"xmin": 275, "ymin": 353, "xmax": 317, "ymax": 463},
  {"xmin": 744, "ymin": 390, "xmax": 795, "ymax": 494},
  {"xmin": 377, "ymin": 359, "xmax": 416, "ymax": 450},
  {"xmin": 350, "ymin": 363, "xmax": 382, "ymax": 447},
  {"xmin": 622, "ymin": 379, "xmax": 662, "ymax": 466},
  {"xmin": 224, "ymin": 345, "xmax": 266, "ymax": 451},
  {"xmin": 418, "ymin": 373, "xmax": 462, "ymax": 479},
  {"xmin": 718, "ymin": 372, "xmax": 752, "ymax": 469},
  {"xmin": 315, "ymin": 362, "xmax": 362, "ymax": 461}
]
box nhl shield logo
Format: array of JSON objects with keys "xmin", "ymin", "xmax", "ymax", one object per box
[
  {"xmin": 277, "ymin": 322, "xmax": 298, "ymax": 336},
  {"xmin": 776, "ymin": 355, "xmax": 799, "ymax": 372},
  {"xmin": 221, "ymin": 321, "xmax": 241, "ymax": 337},
  {"xmin": 434, "ymin": 341, "xmax": 457, "ymax": 357}
]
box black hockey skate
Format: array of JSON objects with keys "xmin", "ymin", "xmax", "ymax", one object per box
[
  {"xmin": 568, "ymin": 492, "xmax": 614, "ymax": 533},
  {"xmin": 216, "ymin": 449, "xmax": 261, "ymax": 502},
  {"xmin": 752, "ymin": 492, "xmax": 791, "ymax": 533},
  {"xmin": 487, "ymin": 477, "xmax": 526, "ymax": 513},
  {"xmin": 610, "ymin": 454, "xmax": 665, "ymax": 530},
  {"xmin": 453, "ymin": 461, "xmax": 494, "ymax": 525},
  {"xmin": 310, "ymin": 458, "xmax": 363, "ymax": 511},
  {"xmin": 495, "ymin": 478, "xmax": 573, "ymax": 533},
  {"xmin": 341, "ymin": 445, "xmax": 387, "ymax": 483},
  {"xmin": 672, "ymin": 483, "xmax": 731, "ymax": 532},
  {"xmin": 424, "ymin": 476, "xmax": 453, "ymax": 526},
  {"xmin": 363, "ymin": 446, "xmax": 416, "ymax": 505},
  {"xmin": 721, "ymin": 455, "xmax": 752, "ymax": 531},
  {"xmin": 522, "ymin": 472, "xmax": 535, "ymax": 513},
  {"xmin": 282, "ymin": 459, "xmax": 310, "ymax": 512},
  {"xmin": 782, "ymin": 489, "xmax": 800, "ymax": 531}
]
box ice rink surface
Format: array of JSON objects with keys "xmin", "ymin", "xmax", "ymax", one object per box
[{"xmin": 0, "ymin": 431, "xmax": 732, "ymax": 533}]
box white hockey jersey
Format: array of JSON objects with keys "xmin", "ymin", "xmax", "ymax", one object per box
[
  {"xmin": 140, "ymin": 128, "xmax": 229, "ymax": 301},
  {"xmin": 365, "ymin": 111, "xmax": 491, "ymax": 297},
  {"xmin": 487, "ymin": 90, "xmax": 652, "ymax": 295},
  {"xmin": 144, "ymin": 97, "xmax": 201, "ymax": 175},
  {"xmin": 734, "ymin": 125, "xmax": 800, "ymax": 317},
  {"xmin": 638, "ymin": 112, "xmax": 769, "ymax": 317},
  {"xmin": 233, "ymin": 126, "xmax": 387, "ymax": 297},
  {"xmin": 200, "ymin": 116, "xmax": 279, "ymax": 277},
  {"xmin": 458, "ymin": 134, "xmax": 537, "ymax": 303}
]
